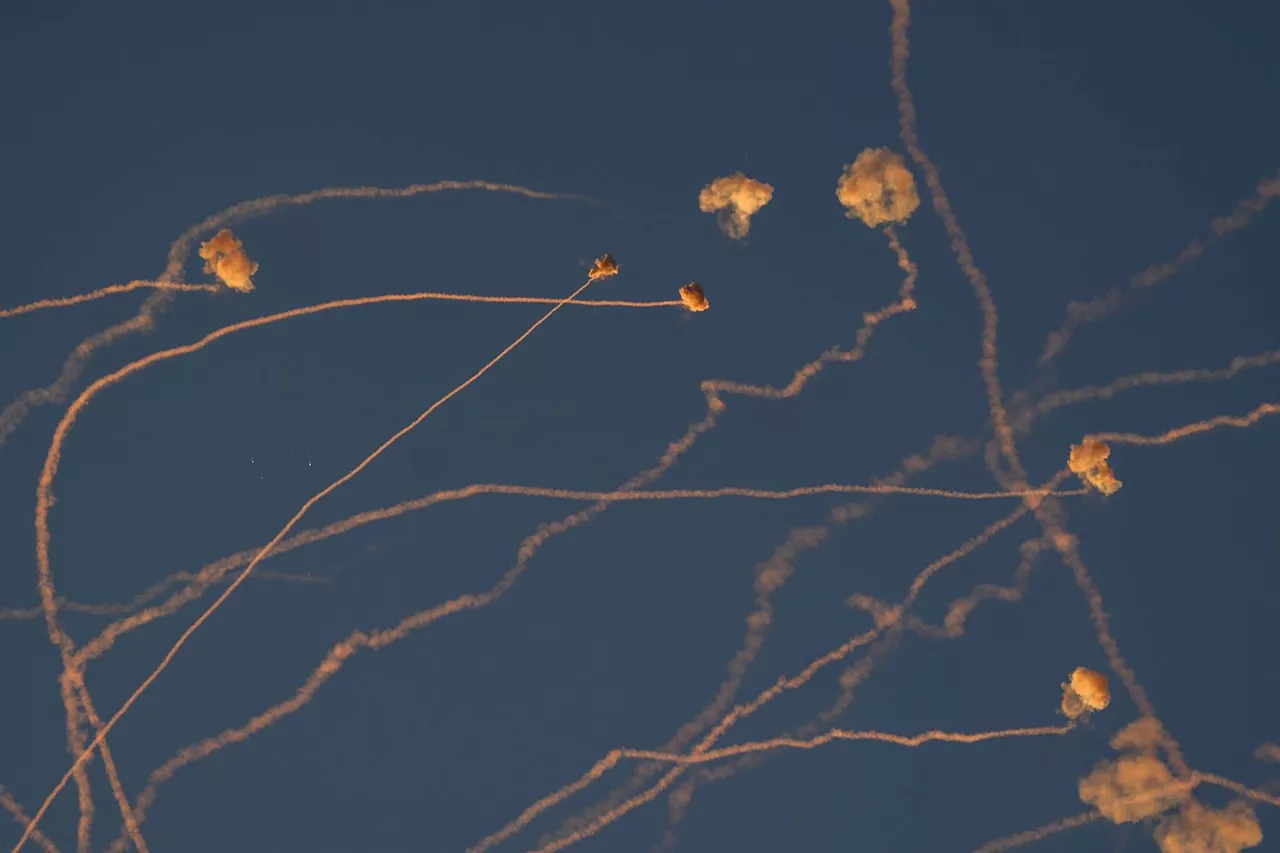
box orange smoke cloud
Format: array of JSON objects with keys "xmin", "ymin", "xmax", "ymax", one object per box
[
  {"xmin": 679, "ymin": 282, "xmax": 709, "ymax": 312},
  {"xmin": 1061, "ymin": 667, "xmax": 1111, "ymax": 718},
  {"xmin": 587, "ymin": 253, "xmax": 619, "ymax": 281},
  {"xmin": 836, "ymin": 147, "xmax": 920, "ymax": 228},
  {"xmin": 698, "ymin": 173, "xmax": 774, "ymax": 239},
  {"xmin": 1068, "ymin": 438, "xmax": 1122, "ymax": 495},
  {"xmin": 197, "ymin": 229, "xmax": 258, "ymax": 292},
  {"xmin": 1079, "ymin": 718, "xmax": 1183, "ymax": 823},
  {"xmin": 1154, "ymin": 800, "xmax": 1263, "ymax": 853}
]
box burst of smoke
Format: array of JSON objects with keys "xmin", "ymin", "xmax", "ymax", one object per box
[
  {"xmin": 836, "ymin": 147, "xmax": 920, "ymax": 228},
  {"xmin": 197, "ymin": 229, "xmax": 258, "ymax": 292},
  {"xmin": 587, "ymin": 253, "xmax": 619, "ymax": 281},
  {"xmin": 1154, "ymin": 800, "xmax": 1263, "ymax": 853},
  {"xmin": 1079, "ymin": 718, "xmax": 1182, "ymax": 823},
  {"xmin": 698, "ymin": 173, "xmax": 774, "ymax": 239},
  {"xmin": 1060, "ymin": 667, "xmax": 1111, "ymax": 718},
  {"xmin": 1067, "ymin": 438, "xmax": 1122, "ymax": 496},
  {"xmin": 1255, "ymin": 743, "xmax": 1280, "ymax": 764},
  {"xmin": 679, "ymin": 282, "xmax": 709, "ymax": 312}
]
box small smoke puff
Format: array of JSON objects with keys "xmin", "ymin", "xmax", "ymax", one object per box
[
  {"xmin": 698, "ymin": 173, "xmax": 774, "ymax": 240},
  {"xmin": 1254, "ymin": 743, "xmax": 1280, "ymax": 764},
  {"xmin": 679, "ymin": 282, "xmax": 709, "ymax": 312},
  {"xmin": 836, "ymin": 147, "xmax": 920, "ymax": 228},
  {"xmin": 1072, "ymin": 667, "xmax": 1111, "ymax": 710},
  {"xmin": 1154, "ymin": 800, "xmax": 1262, "ymax": 853},
  {"xmin": 588, "ymin": 253, "xmax": 620, "ymax": 281},
  {"xmin": 198, "ymin": 229, "xmax": 258, "ymax": 292},
  {"xmin": 1068, "ymin": 438, "xmax": 1123, "ymax": 496}
]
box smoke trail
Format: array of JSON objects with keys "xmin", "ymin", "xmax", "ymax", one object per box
[
  {"xmin": 542, "ymin": 436, "xmax": 976, "ymax": 847},
  {"xmin": 1039, "ymin": 169, "xmax": 1280, "ymax": 368},
  {"xmin": 2, "ymin": 180, "xmax": 592, "ymax": 457},
  {"xmin": 1016, "ymin": 350, "xmax": 1280, "ymax": 434},
  {"xmin": 0, "ymin": 282, "xmax": 219, "ymax": 319},
  {"xmin": 68, "ymin": 478, "xmax": 1069, "ymax": 667},
  {"xmin": 0, "ymin": 785, "xmax": 60, "ymax": 853},
  {"xmin": 15, "ymin": 275, "xmax": 601, "ymax": 853},
  {"xmin": 471, "ymin": 498, "xmax": 1038, "ymax": 852},
  {"xmin": 1089, "ymin": 402, "xmax": 1279, "ymax": 447},
  {"xmin": 971, "ymin": 811, "xmax": 1103, "ymax": 853}
]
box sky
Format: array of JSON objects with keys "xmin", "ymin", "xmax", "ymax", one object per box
[{"xmin": 2, "ymin": 1, "xmax": 1279, "ymax": 852}]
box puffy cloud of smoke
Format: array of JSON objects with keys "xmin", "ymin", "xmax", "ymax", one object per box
[
  {"xmin": 679, "ymin": 282, "xmax": 709, "ymax": 312},
  {"xmin": 587, "ymin": 253, "xmax": 619, "ymax": 281},
  {"xmin": 1068, "ymin": 438, "xmax": 1122, "ymax": 495},
  {"xmin": 836, "ymin": 147, "xmax": 920, "ymax": 228},
  {"xmin": 1079, "ymin": 718, "xmax": 1182, "ymax": 823},
  {"xmin": 698, "ymin": 173, "xmax": 774, "ymax": 239},
  {"xmin": 1254, "ymin": 743, "xmax": 1280, "ymax": 764},
  {"xmin": 1061, "ymin": 667, "xmax": 1111, "ymax": 718},
  {"xmin": 1154, "ymin": 800, "xmax": 1263, "ymax": 853},
  {"xmin": 198, "ymin": 229, "xmax": 258, "ymax": 292}
]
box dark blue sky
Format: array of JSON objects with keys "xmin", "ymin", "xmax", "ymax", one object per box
[{"xmin": 2, "ymin": 2, "xmax": 1279, "ymax": 851}]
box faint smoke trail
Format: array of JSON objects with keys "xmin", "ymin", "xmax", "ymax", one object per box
[
  {"xmin": 888, "ymin": 0, "xmax": 1025, "ymax": 490},
  {"xmin": 0, "ymin": 282, "xmax": 219, "ymax": 319},
  {"xmin": 15, "ymin": 274, "xmax": 601, "ymax": 853},
  {"xmin": 971, "ymin": 811, "xmax": 1103, "ymax": 853},
  {"xmin": 1015, "ymin": 349, "xmax": 1280, "ymax": 433},
  {"xmin": 1039, "ymin": 168, "xmax": 1280, "ymax": 367}
]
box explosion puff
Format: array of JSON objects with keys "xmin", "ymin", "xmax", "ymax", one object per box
[
  {"xmin": 698, "ymin": 173, "xmax": 774, "ymax": 240},
  {"xmin": 1061, "ymin": 666, "xmax": 1111, "ymax": 718},
  {"xmin": 588, "ymin": 253, "xmax": 620, "ymax": 281},
  {"xmin": 679, "ymin": 282, "xmax": 709, "ymax": 312},
  {"xmin": 1068, "ymin": 438, "xmax": 1123, "ymax": 495},
  {"xmin": 198, "ymin": 229, "xmax": 258, "ymax": 292},
  {"xmin": 836, "ymin": 147, "xmax": 920, "ymax": 228}
]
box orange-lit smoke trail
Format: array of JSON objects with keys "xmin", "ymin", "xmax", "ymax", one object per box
[
  {"xmin": 472, "ymin": 499, "xmax": 1037, "ymax": 853},
  {"xmin": 1, "ymin": 179, "xmax": 588, "ymax": 457},
  {"xmin": 971, "ymin": 811, "xmax": 1103, "ymax": 853},
  {"xmin": 1016, "ymin": 349, "xmax": 1280, "ymax": 433},
  {"xmin": 68, "ymin": 477, "xmax": 1067, "ymax": 668},
  {"xmin": 889, "ymin": 0, "xmax": 1190, "ymax": 785},
  {"xmin": 8, "ymin": 179, "xmax": 590, "ymax": 850},
  {"xmin": 649, "ymin": 534, "xmax": 1048, "ymax": 851},
  {"xmin": 20, "ymin": 286, "xmax": 646, "ymax": 850},
  {"xmin": 106, "ymin": 229, "xmax": 925, "ymax": 846},
  {"xmin": 0, "ymin": 573, "xmax": 325, "ymax": 623},
  {"xmin": 0, "ymin": 282, "xmax": 220, "ymax": 319},
  {"xmin": 0, "ymin": 785, "xmax": 60, "ymax": 853},
  {"xmin": 38, "ymin": 286, "xmax": 671, "ymax": 662},
  {"xmin": 474, "ymin": 716, "xmax": 1079, "ymax": 850},
  {"xmin": 1196, "ymin": 772, "xmax": 1280, "ymax": 810},
  {"xmin": 888, "ymin": 0, "xmax": 1024, "ymax": 491},
  {"xmin": 0, "ymin": 291, "xmax": 172, "ymax": 454},
  {"xmin": 541, "ymin": 436, "xmax": 978, "ymax": 847},
  {"xmin": 1039, "ymin": 168, "xmax": 1280, "ymax": 368},
  {"xmin": 16, "ymin": 277, "xmax": 600, "ymax": 853},
  {"xmin": 1089, "ymin": 402, "xmax": 1280, "ymax": 447},
  {"xmin": 602, "ymin": 722, "xmax": 1076, "ymax": 768}
]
